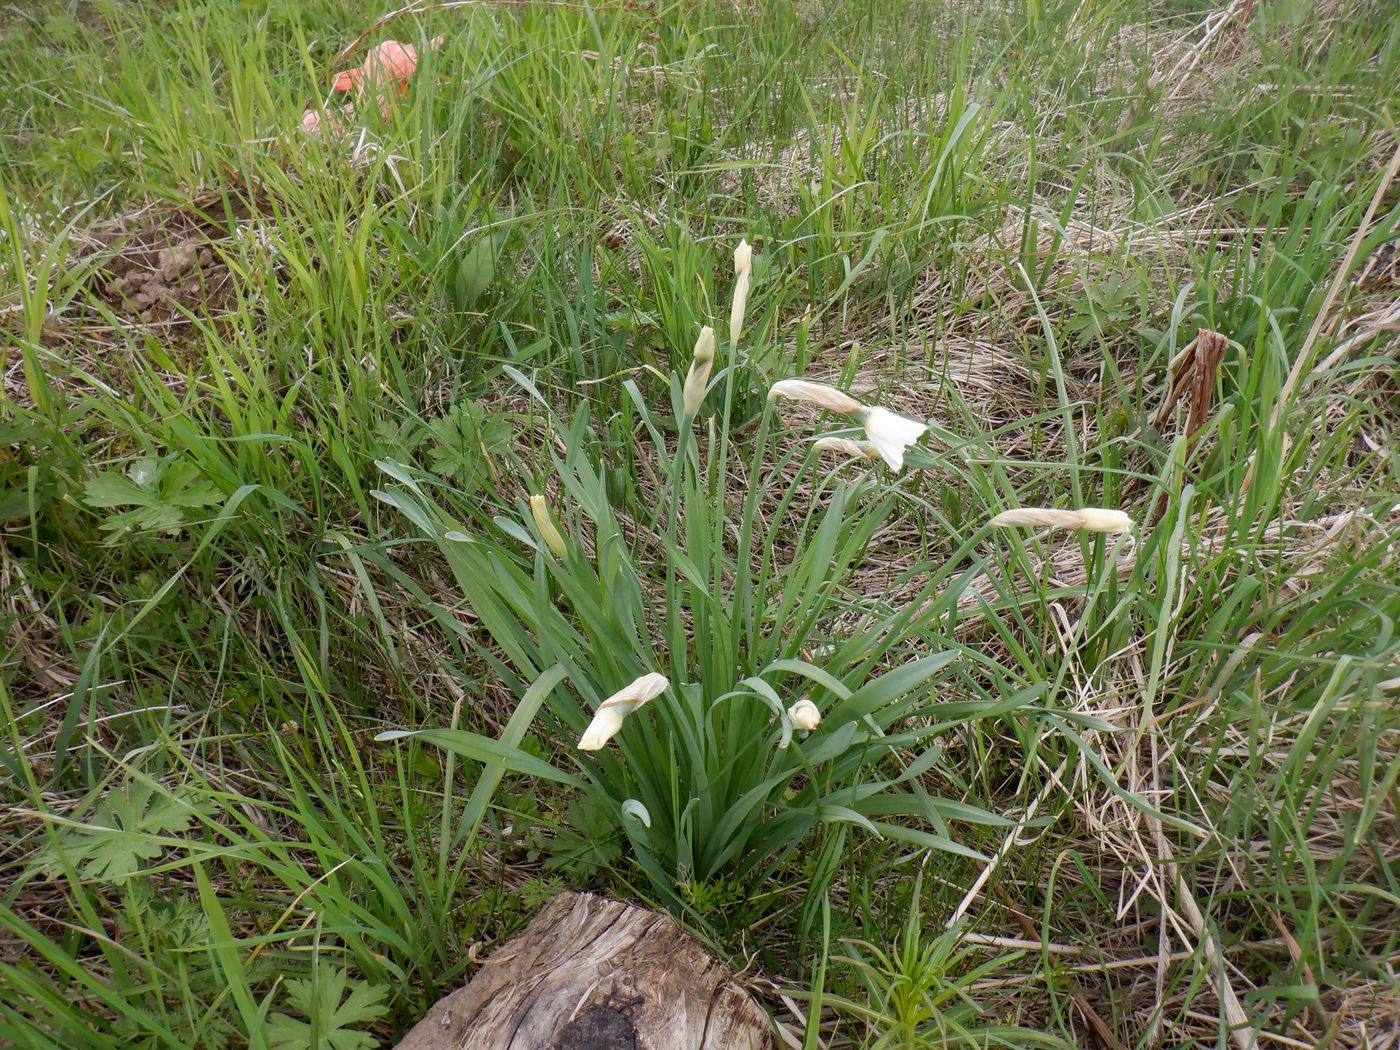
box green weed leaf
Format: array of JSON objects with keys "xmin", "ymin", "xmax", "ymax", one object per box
[
  {"xmin": 264, "ymin": 967, "xmax": 388, "ymax": 1050},
  {"xmin": 425, "ymin": 401, "xmax": 512, "ymax": 493},
  {"xmin": 37, "ymin": 781, "xmax": 210, "ymax": 884},
  {"xmin": 83, "ymin": 456, "xmax": 223, "ymax": 539}
]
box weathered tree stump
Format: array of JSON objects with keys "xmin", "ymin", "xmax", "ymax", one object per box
[{"xmin": 394, "ymin": 891, "xmax": 770, "ymax": 1050}]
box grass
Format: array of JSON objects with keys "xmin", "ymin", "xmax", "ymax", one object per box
[{"xmin": 2, "ymin": 0, "xmax": 1398, "ymax": 1046}]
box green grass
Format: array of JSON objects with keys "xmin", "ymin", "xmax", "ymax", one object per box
[{"xmin": 2, "ymin": 0, "xmax": 1398, "ymax": 1046}]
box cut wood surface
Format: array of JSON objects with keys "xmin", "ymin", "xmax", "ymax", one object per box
[{"xmin": 393, "ymin": 891, "xmax": 770, "ymax": 1050}]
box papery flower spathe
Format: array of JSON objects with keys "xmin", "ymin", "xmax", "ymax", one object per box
[
  {"xmin": 730, "ymin": 239, "xmax": 753, "ymax": 345},
  {"xmin": 529, "ymin": 494, "xmax": 568, "ymax": 558},
  {"xmin": 989, "ymin": 507, "xmax": 1134, "ymax": 534},
  {"xmin": 768, "ymin": 379, "xmax": 864, "ymax": 415},
  {"xmin": 681, "ymin": 326, "xmax": 717, "ymax": 416},
  {"xmin": 577, "ymin": 673, "xmax": 670, "ymax": 751},
  {"xmin": 812, "ymin": 436, "xmax": 879, "ymax": 460},
  {"xmin": 787, "ymin": 698, "xmax": 821, "ymax": 731}
]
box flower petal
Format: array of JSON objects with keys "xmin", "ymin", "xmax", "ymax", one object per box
[
  {"xmin": 576, "ymin": 672, "xmax": 670, "ymax": 750},
  {"xmin": 602, "ymin": 672, "xmax": 670, "ymax": 710},
  {"xmin": 366, "ymin": 40, "xmax": 419, "ymax": 83},
  {"xmin": 861, "ymin": 406, "xmax": 927, "ymax": 471},
  {"xmin": 578, "ymin": 706, "xmax": 627, "ymax": 751},
  {"xmin": 330, "ymin": 68, "xmax": 362, "ymax": 93},
  {"xmin": 787, "ymin": 698, "xmax": 821, "ymax": 731}
]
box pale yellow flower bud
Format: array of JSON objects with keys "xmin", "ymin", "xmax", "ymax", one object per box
[
  {"xmin": 681, "ymin": 326, "xmax": 716, "ymax": 416},
  {"xmin": 577, "ymin": 672, "xmax": 670, "ymax": 750},
  {"xmin": 768, "ymin": 378, "xmax": 864, "ymax": 415},
  {"xmin": 787, "ymin": 698, "xmax": 821, "ymax": 731},
  {"xmin": 529, "ymin": 494, "xmax": 568, "ymax": 558},
  {"xmin": 812, "ymin": 436, "xmax": 879, "ymax": 460},
  {"xmin": 730, "ymin": 240, "xmax": 753, "ymax": 345},
  {"xmin": 989, "ymin": 507, "xmax": 1133, "ymax": 534},
  {"xmin": 1075, "ymin": 508, "xmax": 1134, "ymax": 533},
  {"xmin": 734, "ymin": 239, "xmax": 753, "ymax": 276}
]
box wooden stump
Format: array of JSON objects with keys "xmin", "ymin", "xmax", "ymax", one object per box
[{"xmin": 394, "ymin": 891, "xmax": 770, "ymax": 1050}]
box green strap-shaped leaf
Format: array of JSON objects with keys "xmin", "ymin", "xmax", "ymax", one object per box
[{"xmin": 376, "ymin": 725, "xmax": 583, "ymax": 790}]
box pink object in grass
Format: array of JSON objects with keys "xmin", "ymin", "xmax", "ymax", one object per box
[
  {"xmin": 303, "ymin": 37, "xmax": 443, "ymax": 133},
  {"xmin": 331, "ymin": 40, "xmax": 421, "ymax": 98}
]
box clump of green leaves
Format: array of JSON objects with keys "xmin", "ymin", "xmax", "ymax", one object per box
[
  {"xmin": 368, "ymin": 401, "xmax": 512, "ymax": 497},
  {"xmin": 423, "ymin": 399, "xmax": 511, "ymax": 493},
  {"xmin": 264, "ymin": 966, "xmax": 389, "ymax": 1050},
  {"xmin": 374, "ymin": 247, "xmax": 1025, "ymax": 908},
  {"xmin": 82, "ymin": 455, "xmax": 223, "ymax": 539},
  {"xmin": 34, "ymin": 780, "xmax": 211, "ymax": 884},
  {"xmin": 822, "ymin": 872, "xmax": 1065, "ymax": 1048},
  {"xmin": 527, "ymin": 797, "xmax": 622, "ymax": 881}
]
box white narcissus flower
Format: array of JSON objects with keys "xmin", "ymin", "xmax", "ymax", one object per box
[
  {"xmin": 577, "ymin": 672, "xmax": 670, "ymax": 751},
  {"xmin": 529, "ymin": 495, "xmax": 568, "ymax": 558},
  {"xmin": 989, "ymin": 507, "xmax": 1134, "ymax": 534},
  {"xmin": 859, "ymin": 406, "xmax": 928, "ymax": 471},
  {"xmin": 812, "ymin": 436, "xmax": 879, "ymax": 460},
  {"xmin": 787, "ymin": 698, "xmax": 821, "ymax": 731},
  {"xmin": 681, "ymin": 326, "xmax": 717, "ymax": 416},
  {"xmin": 771, "ymin": 378, "xmax": 926, "ymax": 471},
  {"xmin": 730, "ymin": 239, "xmax": 753, "ymax": 345},
  {"xmin": 767, "ymin": 379, "xmax": 864, "ymax": 415}
]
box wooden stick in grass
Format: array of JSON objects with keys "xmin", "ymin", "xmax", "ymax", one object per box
[
  {"xmin": 1240, "ymin": 139, "xmax": 1400, "ymax": 499},
  {"xmin": 1272, "ymin": 139, "xmax": 1400, "ymax": 427}
]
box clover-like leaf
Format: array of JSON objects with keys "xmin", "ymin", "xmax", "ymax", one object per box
[
  {"xmin": 425, "ymin": 401, "xmax": 511, "ymax": 493},
  {"xmin": 265, "ymin": 966, "xmax": 389, "ymax": 1050},
  {"xmin": 35, "ymin": 781, "xmax": 211, "ymax": 884},
  {"xmin": 83, "ymin": 455, "xmax": 223, "ymax": 539}
]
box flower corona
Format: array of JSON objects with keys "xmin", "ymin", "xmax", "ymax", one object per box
[{"xmin": 788, "ymin": 698, "xmax": 821, "ymax": 731}]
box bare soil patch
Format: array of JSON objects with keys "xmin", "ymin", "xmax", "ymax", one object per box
[{"xmin": 76, "ymin": 193, "xmax": 248, "ymax": 325}]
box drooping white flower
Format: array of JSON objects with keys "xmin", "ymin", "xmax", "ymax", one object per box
[
  {"xmin": 787, "ymin": 698, "xmax": 821, "ymax": 731},
  {"xmin": 771, "ymin": 379, "xmax": 926, "ymax": 471},
  {"xmin": 730, "ymin": 239, "xmax": 753, "ymax": 345},
  {"xmin": 529, "ymin": 495, "xmax": 568, "ymax": 558},
  {"xmin": 681, "ymin": 326, "xmax": 716, "ymax": 416},
  {"xmin": 768, "ymin": 379, "xmax": 864, "ymax": 415},
  {"xmin": 989, "ymin": 507, "xmax": 1133, "ymax": 534},
  {"xmin": 812, "ymin": 435, "xmax": 879, "ymax": 460},
  {"xmin": 859, "ymin": 406, "xmax": 928, "ymax": 471},
  {"xmin": 577, "ymin": 672, "xmax": 670, "ymax": 751}
]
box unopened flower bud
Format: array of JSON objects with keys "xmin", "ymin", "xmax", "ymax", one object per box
[
  {"xmin": 787, "ymin": 698, "xmax": 821, "ymax": 731},
  {"xmin": 681, "ymin": 326, "xmax": 717, "ymax": 416},
  {"xmin": 530, "ymin": 494, "xmax": 568, "ymax": 557}
]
